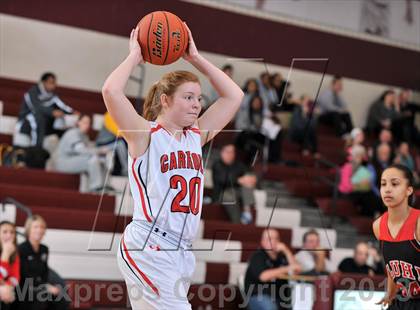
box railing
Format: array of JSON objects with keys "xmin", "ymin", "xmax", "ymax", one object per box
[{"xmin": 1, "ymin": 197, "xmax": 33, "ymax": 218}]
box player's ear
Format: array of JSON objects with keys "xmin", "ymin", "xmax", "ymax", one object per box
[{"xmin": 160, "ymin": 93, "xmax": 170, "ymax": 109}]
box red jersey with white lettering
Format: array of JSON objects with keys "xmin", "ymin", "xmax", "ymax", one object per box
[
  {"xmin": 128, "ymin": 121, "xmax": 204, "ymax": 242},
  {"xmin": 379, "ymin": 208, "xmax": 420, "ymax": 299}
]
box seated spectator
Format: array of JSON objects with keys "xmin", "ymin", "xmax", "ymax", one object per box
[
  {"xmin": 270, "ymin": 73, "xmax": 294, "ymax": 111},
  {"xmin": 344, "ymin": 127, "xmax": 366, "ymax": 159},
  {"xmin": 0, "ymin": 221, "xmax": 20, "ymax": 309},
  {"xmin": 338, "ymin": 241, "xmax": 384, "ymax": 275},
  {"xmin": 372, "ymin": 142, "xmax": 393, "ymax": 190},
  {"xmin": 208, "ymin": 64, "xmax": 234, "ymax": 103},
  {"xmin": 366, "ymin": 90, "xmax": 401, "ymax": 138},
  {"xmin": 13, "ymin": 72, "xmax": 76, "ymax": 153},
  {"xmin": 17, "ymin": 215, "xmax": 68, "ymax": 310},
  {"xmin": 295, "ymin": 229, "xmax": 331, "ymax": 275},
  {"xmin": 95, "ymin": 112, "xmax": 128, "ymax": 176},
  {"xmin": 244, "ymin": 229, "xmax": 300, "ymax": 310},
  {"xmin": 369, "ymin": 128, "xmax": 396, "ymax": 161},
  {"xmin": 235, "ymin": 79, "xmax": 259, "ymax": 131},
  {"xmin": 258, "ymin": 72, "xmax": 279, "ymax": 111},
  {"xmin": 212, "ymin": 144, "xmax": 256, "ymax": 224},
  {"xmin": 338, "ymin": 145, "xmax": 381, "ymax": 216},
  {"xmin": 235, "ymin": 95, "xmax": 282, "ymax": 163},
  {"xmin": 55, "ymin": 114, "xmax": 111, "ymax": 193},
  {"xmin": 289, "ymin": 95, "xmax": 319, "ymax": 157},
  {"xmin": 318, "ymin": 76, "xmax": 353, "ymax": 137},
  {"xmin": 398, "ymin": 89, "xmax": 420, "ymax": 145},
  {"xmin": 394, "ymin": 142, "xmax": 419, "ymax": 185}
]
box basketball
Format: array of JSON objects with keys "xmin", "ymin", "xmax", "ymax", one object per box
[{"xmin": 137, "ymin": 11, "xmax": 188, "ymax": 66}]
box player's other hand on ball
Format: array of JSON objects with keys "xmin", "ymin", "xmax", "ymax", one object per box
[
  {"xmin": 129, "ymin": 26, "xmax": 145, "ymax": 65},
  {"xmin": 182, "ymin": 22, "xmax": 199, "ymax": 62}
]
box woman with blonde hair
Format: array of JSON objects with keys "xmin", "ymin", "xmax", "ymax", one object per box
[
  {"xmin": 17, "ymin": 215, "xmax": 68, "ymax": 310},
  {"xmin": 102, "ymin": 24, "xmax": 243, "ymax": 309}
]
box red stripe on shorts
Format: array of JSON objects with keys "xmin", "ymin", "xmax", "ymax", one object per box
[{"xmin": 122, "ymin": 236, "xmax": 160, "ymax": 296}]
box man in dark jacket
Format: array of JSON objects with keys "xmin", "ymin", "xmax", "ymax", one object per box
[
  {"xmin": 14, "ymin": 72, "xmax": 74, "ymax": 149},
  {"xmin": 212, "ymin": 144, "xmax": 257, "ymax": 224}
]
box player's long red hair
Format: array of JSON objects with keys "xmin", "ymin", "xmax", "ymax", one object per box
[{"xmin": 143, "ymin": 71, "xmax": 200, "ymax": 121}]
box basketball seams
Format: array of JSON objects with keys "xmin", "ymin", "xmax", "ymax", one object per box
[
  {"xmin": 146, "ymin": 12, "xmax": 154, "ymax": 63},
  {"xmin": 162, "ymin": 11, "xmax": 170, "ymax": 65},
  {"xmin": 179, "ymin": 16, "xmax": 188, "ymax": 59}
]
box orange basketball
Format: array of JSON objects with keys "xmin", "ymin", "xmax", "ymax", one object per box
[{"xmin": 137, "ymin": 11, "xmax": 188, "ymax": 66}]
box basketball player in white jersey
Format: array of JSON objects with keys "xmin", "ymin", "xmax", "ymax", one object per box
[{"xmin": 102, "ymin": 24, "xmax": 244, "ymax": 309}]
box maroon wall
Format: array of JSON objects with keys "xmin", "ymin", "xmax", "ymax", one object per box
[{"xmin": 1, "ymin": 0, "xmax": 419, "ymax": 89}]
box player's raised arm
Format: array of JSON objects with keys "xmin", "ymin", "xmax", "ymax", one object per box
[
  {"xmin": 102, "ymin": 27, "xmax": 150, "ymax": 157},
  {"xmin": 182, "ymin": 24, "xmax": 244, "ymax": 145}
]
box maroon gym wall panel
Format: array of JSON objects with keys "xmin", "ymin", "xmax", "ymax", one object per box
[{"xmin": 1, "ymin": 0, "xmax": 419, "ymax": 89}]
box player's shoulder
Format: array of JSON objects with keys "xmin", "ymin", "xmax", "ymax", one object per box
[{"xmin": 372, "ymin": 214, "xmax": 384, "ymax": 240}]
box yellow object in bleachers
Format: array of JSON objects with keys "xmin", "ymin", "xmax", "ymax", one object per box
[{"xmin": 104, "ymin": 112, "xmax": 120, "ymax": 136}]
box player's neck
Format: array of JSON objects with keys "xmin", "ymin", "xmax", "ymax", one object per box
[
  {"xmin": 155, "ymin": 116, "xmax": 183, "ymax": 138},
  {"xmin": 388, "ymin": 204, "xmax": 410, "ymax": 224}
]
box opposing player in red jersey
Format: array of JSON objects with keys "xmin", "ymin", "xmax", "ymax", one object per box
[{"xmin": 373, "ymin": 164, "xmax": 420, "ymax": 309}]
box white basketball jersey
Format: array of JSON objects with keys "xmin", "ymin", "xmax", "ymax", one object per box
[{"xmin": 128, "ymin": 121, "xmax": 204, "ymax": 242}]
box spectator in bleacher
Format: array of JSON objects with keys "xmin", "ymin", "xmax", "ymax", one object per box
[
  {"xmin": 17, "ymin": 215, "xmax": 68, "ymax": 310},
  {"xmin": 55, "ymin": 114, "xmax": 111, "ymax": 193},
  {"xmin": 270, "ymin": 73, "xmax": 294, "ymax": 111},
  {"xmin": 235, "ymin": 79, "xmax": 259, "ymax": 132},
  {"xmin": 258, "ymin": 72, "xmax": 278, "ymax": 112},
  {"xmin": 394, "ymin": 142, "xmax": 419, "ymax": 185},
  {"xmin": 212, "ymin": 144, "xmax": 256, "ymax": 224},
  {"xmin": 372, "ymin": 143, "xmax": 393, "ymax": 190},
  {"xmin": 289, "ymin": 95, "xmax": 319, "ymax": 157},
  {"xmin": 295, "ymin": 229, "xmax": 331, "ymax": 275},
  {"xmin": 208, "ymin": 64, "xmax": 234, "ymax": 103},
  {"xmin": 338, "ymin": 241, "xmax": 384, "ymax": 275},
  {"xmin": 0, "ymin": 221, "xmax": 19, "ymax": 308},
  {"xmin": 338, "ymin": 145, "xmax": 381, "ymax": 216},
  {"xmin": 95, "ymin": 112, "xmax": 128, "ymax": 176},
  {"xmin": 344, "ymin": 128, "xmax": 366, "ymax": 159},
  {"xmin": 370, "ymin": 128, "xmax": 396, "ymax": 161},
  {"xmin": 317, "ymin": 76, "xmax": 353, "ymax": 137},
  {"xmin": 235, "ymin": 95, "xmax": 282, "ymax": 164},
  {"xmin": 366, "ymin": 90, "xmax": 402, "ymax": 139},
  {"xmin": 13, "ymin": 72, "xmax": 76, "ymax": 153},
  {"xmin": 398, "ymin": 89, "xmax": 420, "ymax": 145},
  {"xmin": 244, "ymin": 229, "xmax": 300, "ymax": 310}
]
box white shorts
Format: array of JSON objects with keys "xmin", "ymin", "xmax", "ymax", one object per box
[{"xmin": 117, "ymin": 220, "xmax": 196, "ymax": 310}]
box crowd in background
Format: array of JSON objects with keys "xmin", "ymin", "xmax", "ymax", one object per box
[{"xmin": 0, "ymin": 216, "xmax": 68, "ymax": 310}]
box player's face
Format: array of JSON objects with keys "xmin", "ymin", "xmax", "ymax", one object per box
[
  {"xmin": 29, "ymin": 220, "xmax": 46, "ymax": 243},
  {"xmin": 380, "ymin": 168, "xmax": 413, "ymax": 208},
  {"xmin": 0, "ymin": 224, "xmax": 15, "ymax": 244},
  {"xmin": 167, "ymin": 82, "xmax": 202, "ymax": 127}
]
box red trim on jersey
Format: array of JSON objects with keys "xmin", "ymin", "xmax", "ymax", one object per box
[
  {"xmin": 131, "ymin": 158, "xmax": 152, "ymax": 223},
  {"xmin": 150, "ymin": 124, "xmax": 163, "ymax": 134},
  {"xmin": 121, "ymin": 236, "xmax": 160, "ymax": 296},
  {"xmin": 379, "ymin": 208, "xmax": 420, "ymax": 242},
  {"xmin": 184, "ymin": 126, "xmax": 200, "ymax": 135}
]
